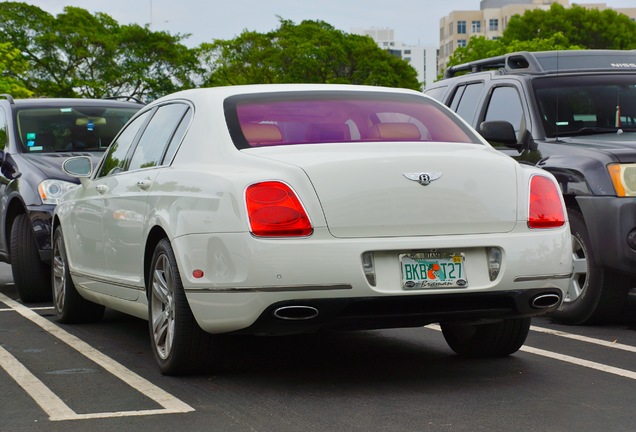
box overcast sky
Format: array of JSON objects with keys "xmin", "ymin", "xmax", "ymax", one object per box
[{"xmin": 20, "ymin": 1, "xmax": 636, "ymax": 47}]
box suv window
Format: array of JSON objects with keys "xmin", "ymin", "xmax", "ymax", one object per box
[
  {"xmin": 0, "ymin": 107, "xmax": 7, "ymax": 151},
  {"xmin": 483, "ymin": 86, "xmax": 524, "ymax": 141},
  {"xmin": 533, "ymin": 75, "xmax": 636, "ymax": 137},
  {"xmin": 450, "ymin": 82, "xmax": 485, "ymax": 124},
  {"xmin": 15, "ymin": 106, "xmax": 137, "ymax": 153}
]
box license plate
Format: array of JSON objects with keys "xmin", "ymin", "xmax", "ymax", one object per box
[{"xmin": 400, "ymin": 252, "xmax": 467, "ymax": 289}]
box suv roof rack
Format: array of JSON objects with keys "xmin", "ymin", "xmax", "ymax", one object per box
[
  {"xmin": 0, "ymin": 94, "xmax": 15, "ymax": 105},
  {"xmin": 443, "ymin": 49, "xmax": 636, "ymax": 79}
]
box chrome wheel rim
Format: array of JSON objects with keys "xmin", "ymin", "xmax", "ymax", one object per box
[
  {"xmin": 150, "ymin": 254, "xmax": 176, "ymax": 360},
  {"xmin": 52, "ymin": 234, "xmax": 66, "ymax": 313},
  {"xmin": 566, "ymin": 234, "xmax": 588, "ymax": 303}
]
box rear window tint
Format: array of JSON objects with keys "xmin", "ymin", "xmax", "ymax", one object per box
[{"xmin": 224, "ymin": 91, "xmax": 480, "ymax": 149}]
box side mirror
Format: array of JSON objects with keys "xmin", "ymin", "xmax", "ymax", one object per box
[
  {"xmin": 478, "ymin": 121, "xmax": 520, "ymax": 148},
  {"xmin": 62, "ymin": 156, "xmax": 92, "ymax": 178}
]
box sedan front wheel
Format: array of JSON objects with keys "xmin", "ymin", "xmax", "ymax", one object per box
[{"xmin": 52, "ymin": 226, "xmax": 104, "ymax": 323}]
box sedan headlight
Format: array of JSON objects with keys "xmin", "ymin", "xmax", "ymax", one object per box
[
  {"xmin": 608, "ymin": 163, "xmax": 636, "ymax": 197},
  {"xmin": 38, "ymin": 179, "xmax": 78, "ymax": 204}
]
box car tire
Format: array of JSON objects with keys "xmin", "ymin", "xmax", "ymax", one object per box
[
  {"xmin": 148, "ymin": 238, "xmax": 216, "ymax": 375},
  {"xmin": 52, "ymin": 227, "xmax": 105, "ymax": 323},
  {"xmin": 441, "ymin": 318, "xmax": 531, "ymax": 357},
  {"xmin": 550, "ymin": 209, "xmax": 631, "ymax": 325},
  {"xmin": 10, "ymin": 214, "xmax": 52, "ymax": 303}
]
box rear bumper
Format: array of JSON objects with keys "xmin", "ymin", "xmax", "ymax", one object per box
[
  {"xmin": 178, "ymin": 225, "xmax": 571, "ymax": 334},
  {"xmin": 576, "ymin": 196, "xmax": 636, "ymax": 274},
  {"xmin": 227, "ymin": 288, "xmax": 563, "ymax": 336}
]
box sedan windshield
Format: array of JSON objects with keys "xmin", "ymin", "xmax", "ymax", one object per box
[
  {"xmin": 16, "ymin": 105, "xmax": 139, "ymax": 153},
  {"xmin": 224, "ymin": 91, "xmax": 481, "ymax": 148},
  {"xmin": 533, "ymin": 75, "xmax": 636, "ymax": 138}
]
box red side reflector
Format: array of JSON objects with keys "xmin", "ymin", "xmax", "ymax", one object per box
[
  {"xmin": 528, "ymin": 176, "xmax": 565, "ymax": 229},
  {"xmin": 246, "ymin": 182, "xmax": 313, "ymax": 237}
]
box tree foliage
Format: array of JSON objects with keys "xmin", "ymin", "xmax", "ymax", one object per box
[
  {"xmin": 198, "ymin": 18, "xmax": 420, "ymax": 90},
  {"xmin": 0, "ymin": 2, "xmax": 197, "ymax": 100},
  {"xmin": 0, "ymin": 4, "xmax": 420, "ymax": 99},
  {"xmin": 445, "ymin": 3, "xmax": 636, "ymax": 72},
  {"xmin": 0, "ymin": 41, "xmax": 31, "ymax": 97}
]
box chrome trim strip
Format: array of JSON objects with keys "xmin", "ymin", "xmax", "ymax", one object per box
[
  {"xmin": 69, "ymin": 270, "xmax": 144, "ymax": 291},
  {"xmin": 514, "ymin": 273, "xmax": 572, "ymax": 282},
  {"xmin": 185, "ymin": 284, "xmax": 352, "ymax": 293}
]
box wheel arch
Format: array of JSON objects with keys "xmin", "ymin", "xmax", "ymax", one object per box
[
  {"xmin": 144, "ymin": 226, "xmax": 169, "ymax": 297},
  {"xmin": 4, "ymin": 196, "xmax": 27, "ymax": 259}
]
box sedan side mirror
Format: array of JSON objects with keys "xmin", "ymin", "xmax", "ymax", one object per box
[{"xmin": 62, "ymin": 156, "xmax": 93, "ymax": 187}]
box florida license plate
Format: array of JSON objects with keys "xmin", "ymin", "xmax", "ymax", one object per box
[{"xmin": 400, "ymin": 252, "xmax": 467, "ymax": 289}]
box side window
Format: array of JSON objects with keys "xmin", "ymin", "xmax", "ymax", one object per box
[
  {"xmin": 452, "ymin": 82, "xmax": 485, "ymax": 124},
  {"xmin": 0, "ymin": 108, "xmax": 7, "ymax": 151},
  {"xmin": 128, "ymin": 103, "xmax": 189, "ymax": 171},
  {"xmin": 483, "ymin": 86, "xmax": 525, "ymax": 140},
  {"xmin": 423, "ymin": 86, "xmax": 448, "ymax": 102},
  {"xmin": 97, "ymin": 110, "xmax": 152, "ymax": 178},
  {"xmin": 162, "ymin": 108, "xmax": 192, "ymax": 164}
]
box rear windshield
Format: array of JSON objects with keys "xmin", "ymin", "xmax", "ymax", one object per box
[
  {"xmin": 15, "ymin": 105, "xmax": 140, "ymax": 153},
  {"xmin": 224, "ymin": 91, "xmax": 480, "ymax": 149}
]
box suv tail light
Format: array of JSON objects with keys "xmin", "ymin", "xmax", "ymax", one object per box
[
  {"xmin": 528, "ymin": 175, "xmax": 565, "ymax": 229},
  {"xmin": 245, "ymin": 181, "xmax": 313, "ymax": 237}
]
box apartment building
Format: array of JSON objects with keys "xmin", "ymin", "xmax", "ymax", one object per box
[
  {"xmin": 439, "ymin": 0, "xmax": 636, "ymax": 72},
  {"xmin": 352, "ymin": 27, "xmax": 438, "ymax": 90}
]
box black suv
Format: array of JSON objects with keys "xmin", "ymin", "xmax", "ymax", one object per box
[
  {"xmin": 0, "ymin": 95, "xmax": 141, "ymax": 302},
  {"xmin": 425, "ymin": 50, "xmax": 636, "ymax": 325}
]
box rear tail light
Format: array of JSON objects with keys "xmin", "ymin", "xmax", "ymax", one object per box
[
  {"xmin": 245, "ymin": 181, "xmax": 313, "ymax": 237},
  {"xmin": 528, "ymin": 175, "xmax": 565, "ymax": 229}
]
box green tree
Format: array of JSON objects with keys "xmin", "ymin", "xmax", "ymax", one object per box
[
  {"xmin": 0, "ymin": 2, "xmax": 197, "ymax": 100},
  {"xmin": 198, "ymin": 18, "xmax": 421, "ymax": 90},
  {"xmin": 0, "ymin": 41, "xmax": 31, "ymax": 97},
  {"xmin": 444, "ymin": 3, "xmax": 636, "ymax": 74},
  {"xmin": 504, "ymin": 3, "xmax": 636, "ymax": 50}
]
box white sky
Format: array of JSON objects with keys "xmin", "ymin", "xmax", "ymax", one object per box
[{"xmin": 19, "ymin": 1, "xmax": 636, "ymax": 47}]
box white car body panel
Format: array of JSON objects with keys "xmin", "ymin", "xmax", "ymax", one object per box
[{"xmin": 54, "ymin": 83, "xmax": 573, "ymax": 337}]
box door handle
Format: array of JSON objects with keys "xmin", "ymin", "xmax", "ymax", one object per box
[
  {"xmin": 137, "ymin": 179, "xmax": 152, "ymax": 191},
  {"xmin": 96, "ymin": 184, "xmax": 109, "ymax": 194}
]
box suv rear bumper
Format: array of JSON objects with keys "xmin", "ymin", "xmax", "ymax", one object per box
[{"xmin": 577, "ymin": 196, "xmax": 636, "ymax": 274}]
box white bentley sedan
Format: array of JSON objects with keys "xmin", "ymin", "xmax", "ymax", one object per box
[{"xmin": 52, "ymin": 84, "xmax": 572, "ymax": 375}]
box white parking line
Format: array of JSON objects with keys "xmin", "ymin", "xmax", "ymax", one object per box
[
  {"xmin": 530, "ymin": 325, "xmax": 636, "ymax": 353},
  {"xmin": 0, "ymin": 293, "xmax": 194, "ymax": 421},
  {"xmin": 427, "ymin": 324, "xmax": 636, "ymax": 381},
  {"xmin": 519, "ymin": 346, "xmax": 636, "ymax": 380}
]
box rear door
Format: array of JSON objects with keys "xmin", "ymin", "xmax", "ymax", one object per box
[{"xmin": 101, "ymin": 103, "xmax": 191, "ymax": 292}]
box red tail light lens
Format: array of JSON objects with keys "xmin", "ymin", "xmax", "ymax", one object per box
[
  {"xmin": 528, "ymin": 175, "xmax": 565, "ymax": 229},
  {"xmin": 246, "ymin": 181, "xmax": 313, "ymax": 237}
]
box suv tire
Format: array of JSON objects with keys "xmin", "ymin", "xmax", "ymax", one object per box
[
  {"xmin": 10, "ymin": 214, "xmax": 51, "ymax": 302},
  {"xmin": 551, "ymin": 209, "xmax": 631, "ymax": 324}
]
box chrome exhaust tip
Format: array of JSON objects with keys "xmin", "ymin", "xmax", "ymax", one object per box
[
  {"xmin": 273, "ymin": 305, "xmax": 319, "ymax": 321},
  {"xmin": 531, "ymin": 293, "xmax": 561, "ymax": 309}
]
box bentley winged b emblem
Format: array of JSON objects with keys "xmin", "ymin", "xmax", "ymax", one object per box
[{"xmin": 403, "ymin": 172, "xmax": 443, "ymax": 186}]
